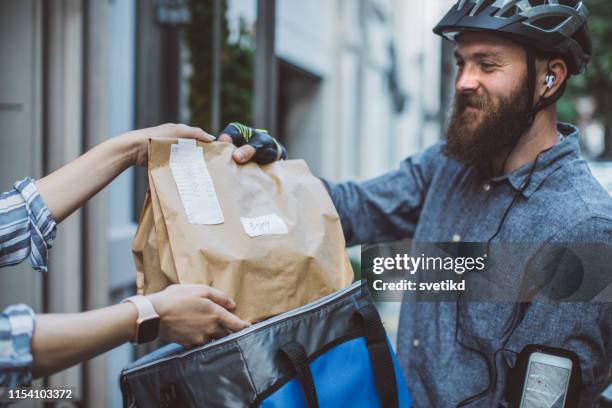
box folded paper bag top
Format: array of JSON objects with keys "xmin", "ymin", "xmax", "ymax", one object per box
[{"xmin": 133, "ymin": 138, "xmax": 354, "ymax": 322}]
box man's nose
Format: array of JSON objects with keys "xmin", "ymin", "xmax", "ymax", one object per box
[{"xmin": 455, "ymin": 67, "xmax": 479, "ymax": 93}]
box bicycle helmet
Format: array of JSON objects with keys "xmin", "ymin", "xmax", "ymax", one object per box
[
  {"xmin": 434, "ymin": 0, "xmax": 592, "ymax": 125},
  {"xmin": 434, "ymin": 0, "xmax": 591, "ymax": 74}
]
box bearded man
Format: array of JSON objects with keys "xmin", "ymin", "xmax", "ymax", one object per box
[{"xmin": 220, "ymin": 0, "xmax": 612, "ymax": 405}]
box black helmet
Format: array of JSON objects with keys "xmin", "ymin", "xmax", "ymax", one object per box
[{"xmin": 433, "ymin": 0, "xmax": 592, "ymax": 75}]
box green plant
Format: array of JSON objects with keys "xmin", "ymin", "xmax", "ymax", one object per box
[
  {"xmin": 185, "ymin": 0, "xmax": 255, "ymax": 131},
  {"xmin": 558, "ymin": 0, "xmax": 612, "ymax": 156}
]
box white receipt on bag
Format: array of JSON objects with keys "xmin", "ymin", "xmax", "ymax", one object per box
[
  {"xmin": 170, "ymin": 139, "xmax": 224, "ymax": 225},
  {"xmin": 240, "ymin": 214, "xmax": 288, "ymax": 237}
]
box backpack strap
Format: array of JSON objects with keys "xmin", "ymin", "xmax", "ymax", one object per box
[
  {"xmin": 355, "ymin": 304, "xmax": 399, "ymax": 408},
  {"xmin": 278, "ymin": 341, "xmax": 319, "ymax": 408}
]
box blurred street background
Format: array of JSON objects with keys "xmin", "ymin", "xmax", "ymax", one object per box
[{"xmin": 1, "ymin": 0, "xmax": 612, "ymax": 406}]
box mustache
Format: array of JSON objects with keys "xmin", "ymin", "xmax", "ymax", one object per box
[
  {"xmin": 454, "ymin": 93, "xmax": 489, "ymax": 111},
  {"xmin": 443, "ymin": 83, "xmax": 531, "ymax": 176}
]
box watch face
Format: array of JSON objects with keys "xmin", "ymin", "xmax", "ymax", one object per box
[{"xmin": 137, "ymin": 316, "xmax": 160, "ymax": 344}]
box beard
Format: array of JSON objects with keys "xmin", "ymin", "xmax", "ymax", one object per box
[{"xmin": 443, "ymin": 78, "xmax": 530, "ymax": 176}]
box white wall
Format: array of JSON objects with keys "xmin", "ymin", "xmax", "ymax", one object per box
[
  {"xmin": 106, "ymin": 0, "xmax": 137, "ymax": 406},
  {"xmin": 393, "ymin": 0, "xmax": 455, "ymax": 159},
  {"xmin": 271, "ymin": 0, "xmax": 453, "ymax": 183},
  {"xmin": 276, "ymin": 0, "xmax": 335, "ymax": 77}
]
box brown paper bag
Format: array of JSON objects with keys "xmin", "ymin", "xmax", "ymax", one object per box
[{"xmin": 133, "ymin": 139, "xmax": 353, "ymax": 322}]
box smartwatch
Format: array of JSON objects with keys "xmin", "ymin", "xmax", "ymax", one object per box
[{"xmin": 122, "ymin": 295, "xmax": 161, "ymax": 344}]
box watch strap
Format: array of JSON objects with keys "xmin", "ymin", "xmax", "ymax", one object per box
[
  {"xmin": 122, "ymin": 295, "xmax": 160, "ymax": 343},
  {"xmin": 122, "ymin": 295, "xmax": 158, "ymax": 321}
]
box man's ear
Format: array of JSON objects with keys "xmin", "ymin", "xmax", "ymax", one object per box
[{"xmin": 538, "ymin": 57, "xmax": 568, "ymax": 98}]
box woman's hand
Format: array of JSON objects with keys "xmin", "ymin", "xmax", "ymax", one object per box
[
  {"xmin": 30, "ymin": 283, "xmax": 249, "ymax": 378},
  {"xmin": 147, "ymin": 284, "xmax": 251, "ymax": 347},
  {"xmin": 123, "ymin": 123, "xmax": 214, "ymax": 167},
  {"xmin": 36, "ymin": 123, "xmax": 213, "ymax": 223}
]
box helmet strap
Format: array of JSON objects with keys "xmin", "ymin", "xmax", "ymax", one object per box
[
  {"xmin": 500, "ymin": 47, "xmax": 564, "ymax": 175},
  {"xmin": 524, "ymin": 46, "xmax": 538, "ymax": 127},
  {"xmin": 524, "ymin": 47, "xmax": 566, "ymax": 128}
]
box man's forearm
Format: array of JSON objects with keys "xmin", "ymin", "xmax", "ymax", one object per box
[
  {"xmin": 31, "ymin": 303, "xmax": 137, "ymax": 378},
  {"xmin": 35, "ymin": 137, "xmax": 136, "ymax": 223}
]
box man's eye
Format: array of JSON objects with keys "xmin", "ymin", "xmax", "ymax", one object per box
[{"xmin": 481, "ymin": 62, "xmax": 496, "ymax": 70}]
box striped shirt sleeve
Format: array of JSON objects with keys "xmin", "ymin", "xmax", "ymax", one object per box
[
  {"xmin": 0, "ymin": 304, "xmax": 36, "ymax": 388},
  {"xmin": 0, "ymin": 177, "xmax": 57, "ymax": 273}
]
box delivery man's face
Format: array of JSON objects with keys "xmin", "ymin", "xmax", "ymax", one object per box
[
  {"xmin": 453, "ymin": 31, "xmax": 528, "ymax": 128},
  {"xmin": 442, "ymin": 32, "xmax": 532, "ymax": 173}
]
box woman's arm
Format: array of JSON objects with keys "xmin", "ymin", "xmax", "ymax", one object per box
[
  {"xmin": 35, "ymin": 123, "xmax": 213, "ymax": 223},
  {"xmin": 31, "ymin": 303, "xmax": 137, "ymax": 378},
  {"xmin": 30, "ymin": 284, "xmax": 249, "ymax": 378}
]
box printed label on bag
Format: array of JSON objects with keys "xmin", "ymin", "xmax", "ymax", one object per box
[
  {"xmin": 240, "ymin": 214, "xmax": 288, "ymax": 237},
  {"xmin": 170, "ymin": 141, "xmax": 224, "ymax": 225}
]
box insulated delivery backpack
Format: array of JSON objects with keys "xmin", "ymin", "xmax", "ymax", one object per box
[{"xmin": 120, "ymin": 281, "xmax": 413, "ymax": 407}]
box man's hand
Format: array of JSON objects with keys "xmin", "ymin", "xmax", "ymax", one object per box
[
  {"xmin": 124, "ymin": 123, "xmax": 214, "ymax": 167},
  {"xmin": 147, "ymin": 284, "xmax": 250, "ymax": 347},
  {"xmin": 217, "ymin": 122, "xmax": 287, "ymax": 164}
]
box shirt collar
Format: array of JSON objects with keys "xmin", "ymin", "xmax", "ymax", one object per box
[{"xmin": 490, "ymin": 122, "xmax": 581, "ymax": 198}]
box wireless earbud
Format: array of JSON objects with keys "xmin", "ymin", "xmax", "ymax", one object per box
[{"xmin": 545, "ymin": 73, "xmax": 556, "ymax": 89}]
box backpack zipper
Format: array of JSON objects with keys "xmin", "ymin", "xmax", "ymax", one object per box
[{"xmin": 122, "ymin": 281, "xmax": 362, "ymax": 375}]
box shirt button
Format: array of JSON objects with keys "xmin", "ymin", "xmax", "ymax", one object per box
[
  {"xmin": 482, "ymin": 183, "xmax": 491, "ymax": 192},
  {"xmin": 412, "ymin": 338, "xmax": 420, "ymax": 347},
  {"xmin": 452, "ymin": 234, "xmax": 461, "ymax": 242}
]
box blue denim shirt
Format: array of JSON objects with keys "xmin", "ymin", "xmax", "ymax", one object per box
[{"xmin": 326, "ymin": 123, "xmax": 612, "ymax": 407}]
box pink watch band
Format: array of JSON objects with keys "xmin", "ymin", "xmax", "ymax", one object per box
[
  {"xmin": 122, "ymin": 295, "xmax": 158, "ymax": 322},
  {"xmin": 122, "ymin": 295, "xmax": 160, "ymax": 343}
]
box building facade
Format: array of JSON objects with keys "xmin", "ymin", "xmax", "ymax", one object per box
[{"xmin": 0, "ymin": 0, "xmax": 454, "ymax": 406}]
